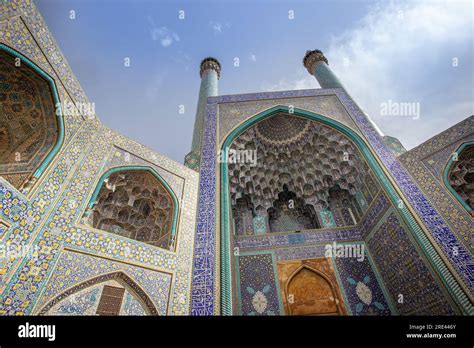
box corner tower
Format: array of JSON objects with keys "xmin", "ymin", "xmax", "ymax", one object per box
[{"xmin": 185, "ymin": 57, "xmax": 221, "ymax": 171}]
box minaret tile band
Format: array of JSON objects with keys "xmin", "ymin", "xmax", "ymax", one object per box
[
  {"xmin": 303, "ymin": 49, "xmax": 344, "ymax": 89},
  {"xmin": 200, "ymin": 57, "xmax": 221, "ymax": 79},
  {"xmin": 185, "ymin": 57, "xmax": 221, "ymax": 171}
]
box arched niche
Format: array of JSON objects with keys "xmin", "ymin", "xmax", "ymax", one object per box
[
  {"xmin": 219, "ymin": 106, "xmax": 433, "ymax": 315},
  {"xmin": 0, "ymin": 43, "xmax": 64, "ymax": 192},
  {"xmin": 38, "ymin": 271, "xmax": 159, "ymax": 315},
  {"xmin": 83, "ymin": 166, "xmax": 179, "ymax": 250},
  {"xmin": 285, "ymin": 265, "xmax": 343, "ymax": 315},
  {"xmin": 225, "ymin": 112, "xmax": 375, "ymax": 236},
  {"xmin": 267, "ymin": 184, "xmax": 320, "ymax": 232},
  {"xmin": 444, "ymin": 142, "xmax": 473, "ymax": 215}
]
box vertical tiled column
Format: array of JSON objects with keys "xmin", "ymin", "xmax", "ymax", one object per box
[{"xmin": 184, "ymin": 58, "xmax": 220, "ymax": 171}]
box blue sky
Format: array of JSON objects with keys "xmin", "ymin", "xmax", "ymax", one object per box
[{"xmin": 35, "ymin": 0, "xmax": 473, "ymax": 163}]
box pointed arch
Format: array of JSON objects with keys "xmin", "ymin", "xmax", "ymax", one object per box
[
  {"xmin": 0, "ymin": 43, "xmax": 65, "ymax": 192},
  {"xmin": 285, "ymin": 264, "xmax": 343, "ymax": 315},
  {"xmin": 219, "ymin": 105, "xmax": 442, "ymax": 314},
  {"xmin": 85, "ymin": 165, "xmax": 179, "ymax": 249},
  {"xmin": 38, "ymin": 271, "xmax": 159, "ymax": 315}
]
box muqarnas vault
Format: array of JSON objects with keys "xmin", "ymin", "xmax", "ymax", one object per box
[{"xmin": 0, "ymin": 1, "xmax": 472, "ymax": 316}]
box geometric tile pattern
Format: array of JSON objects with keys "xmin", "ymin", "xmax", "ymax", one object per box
[
  {"xmin": 421, "ymin": 135, "xmax": 473, "ymax": 180},
  {"xmin": 0, "ymin": 49, "xmax": 58, "ymax": 189},
  {"xmin": 228, "ymin": 113, "xmax": 372, "ymax": 232},
  {"xmin": 35, "ymin": 250, "xmax": 171, "ymax": 315},
  {"xmin": 400, "ymin": 118, "xmax": 474, "ymax": 256},
  {"xmin": 446, "ymin": 144, "xmax": 473, "ymax": 210},
  {"xmin": 0, "ymin": 14, "xmax": 86, "ymax": 144},
  {"xmin": 105, "ymin": 146, "xmax": 185, "ymax": 201},
  {"xmin": 217, "ymin": 95, "xmax": 362, "ymax": 144},
  {"xmin": 232, "ymin": 193, "xmax": 387, "ymax": 253},
  {"xmin": 237, "ymin": 253, "xmax": 281, "ymax": 315},
  {"xmin": 359, "ymin": 192, "xmax": 390, "ymax": 238},
  {"xmin": 209, "ymin": 98, "xmax": 399, "ymax": 313},
  {"xmin": 46, "ymin": 283, "xmax": 103, "ymax": 315},
  {"xmin": 0, "ymin": 122, "xmax": 197, "ymax": 315},
  {"xmin": 367, "ymin": 210, "xmax": 455, "ymax": 315},
  {"xmin": 334, "ymin": 250, "xmax": 392, "ymax": 315},
  {"xmin": 0, "ymin": 0, "xmax": 199, "ymax": 317},
  {"xmin": 339, "ymin": 89, "xmax": 473, "ymax": 295},
  {"xmin": 191, "ymin": 87, "xmax": 468, "ymax": 314},
  {"xmin": 86, "ymin": 170, "xmax": 175, "ymax": 249},
  {"xmin": 1, "ymin": 0, "xmax": 470, "ymax": 317}
]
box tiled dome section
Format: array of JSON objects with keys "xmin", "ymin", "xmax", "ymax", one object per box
[
  {"xmin": 228, "ymin": 113, "xmax": 375, "ymax": 234},
  {"xmin": 255, "ymin": 114, "xmax": 311, "ymax": 145},
  {"xmin": 0, "ymin": 49, "xmax": 58, "ymax": 189},
  {"xmin": 87, "ymin": 171, "xmax": 175, "ymax": 249}
]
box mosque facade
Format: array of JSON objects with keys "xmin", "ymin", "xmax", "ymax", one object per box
[{"xmin": 0, "ymin": 1, "xmax": 472, "ymax": 316}]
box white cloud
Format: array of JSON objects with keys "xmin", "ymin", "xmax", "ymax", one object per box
[
  {"xmin": 261, "ymin": 70, "xmax": 314, "ymax": 91},
  {"xmin": 249, "ymin": 53, "xmax": 257, "ymax": 62},
  {"xmin": 209, "ymin": 21, "xmax": 230, "ymax": 34},
  {"xmin": 154, "ymin": 27, "xmax": 180, "ymax": 47},
  {"xmin": 324, "ymin": 0, "xmax": 472, "ymax": 147},
  {"xmin": 148, "ymin": 17, "xmax": 180, "ymax": 47},
  {"xmin": 263, "ymin": 0, "xmax": 473, "ymax": 148},
  {"xmin": 209, "ymin": 21, "xmax": 223, "ymax": 33}
]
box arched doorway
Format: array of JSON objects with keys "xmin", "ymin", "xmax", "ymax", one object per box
[
  {"xmin": 286, "ymin": 265, "xmax": 342, "ymax": 315},
  {"xmin": 38, "ymin": 271, "xmax": 159, "ymax": 315},
  {"xmin": 277, "ymin": 258, "xmax": 346, "ymax": 315}
]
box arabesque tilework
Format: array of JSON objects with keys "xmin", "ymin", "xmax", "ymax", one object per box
[
  {"xmin": 336, "ymin": 90, "xmax": 473, "ymax": 296},
  {"xmin": 0, "ymin": 0, "xmax": 471, "ymax": 317},
  {"xmin": 399, "ymin": 117, "xmax": 474, "ymax": 255},
  {"xmin": 192, "ymin": 87, "xmax": 470, "ymax": 315},
  {"xmin": 367, "ymin": 209, "xmax": 455, "ymax": 315},
  {"xmin": 334, "ymin": 252, "xmax": 392, "ymax": 315},
  {"xmin": 35, "ymin": 250, "xmax": 172, "ymax": 315},
  {"xmin": 0, "ymin": 1, "xmax": 198, "ymax": 316},
  {"xmin": 237, "ymin": 253, "xmax": 281, "ymax": 315}
]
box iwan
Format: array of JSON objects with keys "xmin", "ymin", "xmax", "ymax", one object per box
[{"xmin": 18, "ymin": 322, "xmax": 56, "ymax": 341}]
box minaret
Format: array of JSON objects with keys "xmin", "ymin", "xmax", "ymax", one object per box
[
  {"xmin": 184, "ymin": 57, "xmax": 221, "ymax": 171},
  {"xmin": 303, "ymin": 49, "xmax": 344, "ymax": 89},
  {"xmin": 303, "ymin": 49, "xmax": 406, "ymax": 155}
]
